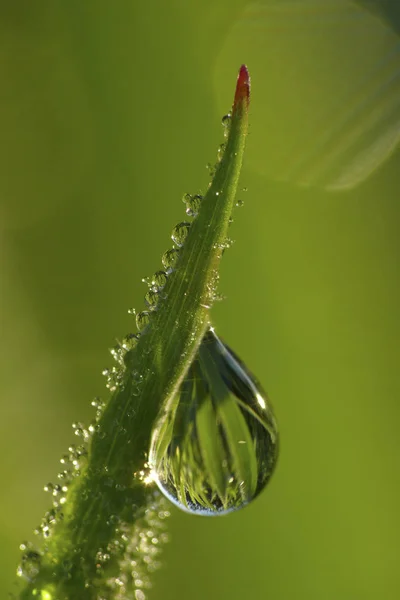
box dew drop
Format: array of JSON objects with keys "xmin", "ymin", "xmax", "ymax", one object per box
[
  {"xmin": 171, "ymin": 222, "xmax": 191, "ymax": 247},
  {"xmin": 110, "ymin": 343, "xmax": 124, "ymax": 365},
  {"xmin": 91, "ymin": 397, "xmax": 104, "ymax": 410},
  {"xmin": 222, "ymin": 115, "xmax": 232, "ymax": 141},
  {"xmin": 213, "ymin": 237, "xmax": 234, "ymax": 250},
  {"xmin": 185, "ymin": 194, "xmax": 203, "ymax": 218},
  {"xmin": 149, "ymin": 328, "xmax": 278, "ymax": 516},
  {"xmin": 181, "ymin": 192, "xmax": 192, "ymax": 204},
  {"xmin": 217, "ymin": 143, "xmax": 226, "ymax": 161},
  {"xmin": 235, "ymin": 199, "xmax": 244, "ymax": 208},
  {"xmin": 18, "ymin": 547, "xmax": 42, "ymax": 581},
  {"xmin": 136, "ymin": 311, "xmax": 151, "ymax": 332},
  {"xmin": 151, "ymin": 270, "xmax": 168, "ymax": 290},
  {"xmin": 144, "ymin": 289, "xmax": 159, "ymax": 310},
  {"xmin": 122, "ymin": 333, "xmax": 140, "ymax": 351},
  {"xmin": 161, "ymin": 248, "xmax": 180, "ymax": 271}
]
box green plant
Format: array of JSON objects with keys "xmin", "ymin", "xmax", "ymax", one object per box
[{"xmin": 16, "ymin": 65, "xmax": 278, "ymax": 600}]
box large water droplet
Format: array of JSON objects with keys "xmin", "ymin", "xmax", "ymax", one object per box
[{"xmin": 149, "ymin": 328, "xmax": 278, "ymax": 515}]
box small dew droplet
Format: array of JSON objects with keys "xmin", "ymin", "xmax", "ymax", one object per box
[
  {"xmin": 152, "ymin": 270, "xmax": 168, "ymax": 290},
  {"xmin": 171, "ymin": 222, "xmax": 191, "ymax": 247},
  {"xmin": 222, "ymin": 113, "xmax": 232, "ymax": 138},
  {"xmin": 217, "ymin": 143, "xmax": 226, "ymax": 161},
  {"xmin": 136, "ymin": 311, "xmax": 151, "ymax": 332},
  {"xmin": 149, "ymin": 328, "xmax": 278, "ymax": 516},
  {"xmin": 144, "ymin": 289, "xmax": 159, "ymax": 311},
  {"xmin": 182, "ymin": 192, "xmax": 192, "ymax": 204},
  {"xmin": 235, "ymin": 199, "xmax": 244, "ymax": 208},
  {"xmin": 161, "ymin": 248, "xmax": 180, "ymax": 271},
  {"xmin": 122, "ymin": 333, "xmax": 140, "ymax": 351},
  {"xmin": 185, "ymin": 194, "xmax": 203, "ymax": 218},
  {"xmin": 18, "ymin": 546, "xmax": 42, "ymax": 581}
]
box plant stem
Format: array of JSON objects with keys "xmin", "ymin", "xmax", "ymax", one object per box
[{"xmin": 18, "ymin": 65, "xmax": 250, "ymax": 600}]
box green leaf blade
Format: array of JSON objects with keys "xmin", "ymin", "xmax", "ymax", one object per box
[{"xmin": 18, "ymin": 65, "xmax": 250, "ymax": 600}]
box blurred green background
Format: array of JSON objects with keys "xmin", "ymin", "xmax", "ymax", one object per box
[{"xmin": 1, "ymin": 1, "xmax": 400, "ymax": 599}]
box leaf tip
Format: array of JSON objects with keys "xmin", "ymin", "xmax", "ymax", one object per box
[{"xmin": 233, "ymin": 65, "xmax": 250, "ymax": 109}]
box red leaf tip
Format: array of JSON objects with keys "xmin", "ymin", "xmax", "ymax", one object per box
[{"xmin": 234, "ymin": 64, "xmax": 250, "ymax": 108}]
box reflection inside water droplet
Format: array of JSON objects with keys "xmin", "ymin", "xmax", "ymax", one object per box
[
  {"xmin": 152, "ymin": 270, "xmax": 168, "ymax": 290},
  {"xmin": 144, "ymin": 289, "xmax": 159, "ymax": 310},
  {"xmin": 149, "ymin": 328, "xmax": 278, "ymax": 515},
  {"xmin": 185, "ymin": 194, "xmax": 203, "ymax": 217},
  {"xmin": 162, "ymin": 248, "xmax": 180, "ymax": 271},
  {"xmin": 171, "ymin": 222, "xmax": 191, "ymax": 247},
  {"xmin": 136, "ymin": 311, "xmax": 151, "ymax": 331}
]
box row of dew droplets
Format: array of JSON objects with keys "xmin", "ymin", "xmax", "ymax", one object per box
[
  {"xmin": 221, "ymin": 112, "xmax": 247, "ymax": 211},
  {"xmin": 16, "ymin": 397, "xmax": 106, "ymax": 585},
  {"xmin": 204, "ymin": 112, "xmax": 244, "ymax": 306},
  {"xmin": 158, "ymin": 110, "xmax": 239, "ymax": 294},
  {"xmin": 16, "ymin": 446, "xmax": 89, "ymax": 584},
  {"xmin": 206, "ymin": 111, "xmax": 231, "ymax": 177},
  {"xmin": 135, "ymin": 187, "xmax": 206, "ymax": 333},
  {"xmin": 102, "ymin": 493, "xmax": 170, "ymax": 600},
  {"xmin": 132, "ymin": 188, "xmax": 207, "ymax": 329},
  {"xmin": 217, "ymin": 112, "xmax": 231, "ymax": 165},
  {"xmin": 18, "ymin": 166, "xmax": 209, "ymax": 587},
  {"xmin": 206, "ymin": 113, "xmax": 245, "ymax": 268}
]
